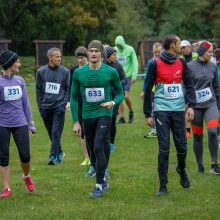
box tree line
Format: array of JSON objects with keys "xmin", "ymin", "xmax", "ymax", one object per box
[{"xmin": 0, "ymin": 0, "xmax": 220, "ymax": 55}]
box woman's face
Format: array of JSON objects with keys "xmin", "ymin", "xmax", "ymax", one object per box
[
  {"xmin": 9, "ymin": 59, "xmax": 21, "ymax": 73},
  {"xmin": 202, "ymin": 46, "xmax": 213, "ymax": 61}
]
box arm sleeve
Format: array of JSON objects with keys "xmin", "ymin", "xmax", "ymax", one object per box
[
  {"xmin": 118, "ymin": 63, "xmax": 127, "ymax": 86},
  {"xmin": 70, "ymin": 72, "xmax": 79, "ymax": 123},
  {"xmin": 213, "ymin": 65, "xmax": 220, "ymax": 109},
  {"xmin": 131, "ymin": 48, "xmax": 139, "ymax": 80},
  {"xmin": 36, "ymin": 70, "xmax": 42, "ymax": 110},
  {"xmin": 22, "ymin": 79, "xmax": 33, "ymax": 123},
  {"xmin": 111, "ymin": 70, "xmax": 125, "ymax": 104},
  {"xmin": 68, "ymin": 68, "xmax": 73, "ymax": 102},
  {"xmin": 182, "ymin": 59, "xmax": 196, "ymax": 108},
  {"xmin": 64, "ymin": 69, "xmax": 70, "ymax": 104},
  {"xmin": 142, "ymin": 60, "xmax": 151, "ymax": 91},
  {"xmin": 143, "ymin": 60, "xmax": 157, "ymax": 118}
]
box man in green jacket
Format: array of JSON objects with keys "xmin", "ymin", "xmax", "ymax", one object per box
[{"xmin": 115, "ymin": 35, "xmax": 138, "ymax": 123}]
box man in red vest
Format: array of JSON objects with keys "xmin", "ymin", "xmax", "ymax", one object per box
[{"xmin": 143, "ymin": 35, "xmax": 196, "ymax": 195}]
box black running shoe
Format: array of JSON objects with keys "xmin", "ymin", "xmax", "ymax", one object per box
[
  {"xmin": 117, "ymin": 117, "xmax": 126, "ymax": 124},
  {"xmin": 129, "ymin": 111, "xmax": 134, "ymax": 123},
  {"xmin": 155, "ymin": 186, "xmax": 167, "ymax": 196},
  {"xmin": 176, "ymin": 167, "xmax": 190, "ymax": 188},
  {"xmin": 210, "ymin": 164, "xmax": 220, "ymax": 175},
  {"xmin": 198, "ymin": 164, "xmax": 204, "ymax": 174}
]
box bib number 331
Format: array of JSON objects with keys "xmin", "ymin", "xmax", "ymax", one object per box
[
  {"xmin": 164, "ymin": 84, "xmax": 183, "ymax": 99},
  {"xmin": 196, "ymin": 87, "xmax": 212, "ymax": 103},
  {"xmin": 86, "ymin": 88, "xmax": 105, "ymax": 102},
  {"xmin": 4, "ymin": 86, "xmax": 22, "ymax": 101}
]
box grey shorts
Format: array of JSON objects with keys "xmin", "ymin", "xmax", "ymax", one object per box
[{"xmin": 124, "ymin": 77, "xmax": 132, "ymax": 92}]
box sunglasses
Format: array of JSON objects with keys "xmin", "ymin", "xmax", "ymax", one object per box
[{"xmin": 181, "ymin": 46, "xmax": 186, "ymax": 49}]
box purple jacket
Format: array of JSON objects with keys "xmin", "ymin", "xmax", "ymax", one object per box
[{"xmin": 0, "ymin": 74, "xmax": 33, "ymax": 127}]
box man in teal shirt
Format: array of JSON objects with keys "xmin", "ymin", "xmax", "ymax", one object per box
[
  {"xmin": 115, "ymin": 35, "xmax": 138, "ymax": 123},
  {"xmin": 70, "ymin": 40, "xmax": 124, "ymax": 198}
]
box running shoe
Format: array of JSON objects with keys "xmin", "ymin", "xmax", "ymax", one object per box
[
  {"xmin": 85, "ymin": 166, "xmax": 96, "ymax": 177},
  {"xmin": 198, "ymin": 164, "xmax": 204, "ymax": 174},
  {"xmin": 155, "ymin": 186, "xmax": 167, "ymax": 196},
  {"xmin": 117, "ymin": 117, "xmax": 126, "ymax": 124},
  {"xmin": 56, "ymin": 152, "xmax": 65, "ymax": 164},
  {"xmin": 90, "ymin": 186, "xmax": 103, "ymax": 198},
  {"xmin": 23, "ymin": 176, "xmax": 35, "ymax": 192},
  {"xmin": 144, "ymin": 131, "xmax": 157, "ymax": 139},
  {"xmin": 186, "ymin": 131, "xmax": 191, "ymax": 138},
  {"xmin": 80, "ymin": 158, "xmax": 90, "ymax": 166},
  {"xmin": 0, "ymin": 188, "xmax": 12, "ymax": 198},
  {"xmin": 102, "ymin": 181, "xmax": 109, "ymax": 193},
  {"xmin": 48, "ymin": 155, "xmax": 56, "ymax": 165},
  {"xmin": 176, "ymin": 167, "xmax": 190, "ymax": 188},
  {"xmin": 128, "ymin": 111, "xmax": 134, "ymax": 123},
  {"xmin": 110, "ymin": 143, "xmax": 115, "ymax": 153},
  {"xmin": 210, "ymin": 164, "xmax": 220, "ymax": 174}
]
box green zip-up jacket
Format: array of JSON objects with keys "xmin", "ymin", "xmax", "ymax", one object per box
[
  {"xmin": 70, "ymin": 63, "xmax": 124, "ymax": 122},
  {"xmin": 114, "ymin": 36, "xmax": 138, "ymax": 80}
]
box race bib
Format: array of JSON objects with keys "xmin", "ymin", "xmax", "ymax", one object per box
[
  {"xmin": 196, "ymin": 87, "xmax": 212, "ymax": 103},
  {"xmin": 164, "ymin": 84, "xmax": 183, "ymax": 99},
  {"xmin": 4, "ymin": 86, "xmax": 22, "ymax": 101},
  {"xmin": 45, "ymin": 82, "xmax": 60, "ymax": 94},
  {"xmin": 85, "ymin": 88, "xmax": 105, "ymax": 102},
  {"xmin": 117, "ymin": 57, "xmax": 126, "ymax": 65}
]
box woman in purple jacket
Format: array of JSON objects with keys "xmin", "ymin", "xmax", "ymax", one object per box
[{"xmin": 0, "ymin": 50, "xmax": 36, "ymax": 198}]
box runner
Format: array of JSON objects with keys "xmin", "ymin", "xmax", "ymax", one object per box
[
  {"xmin": 0, "ymin": 50, "xmax": 36, "ymax": 198},
  {"xmin": 188, "ymin": 41, "xmax": 220, "ymax": 174},
  {"xmin": 70, "ymin": 40, "xmax": 124, "ymax": 198},
  {"xmin": 143, "ymin": 35, "xmax": 196, "ymax": 195},
  {"xmin": 115, "ymin": 35, "xmax": 138, "ymax": 124},
  {"xmin": 105, "ymin": 46, "xmax": 126, "ymax": 152},
  {"xmin": 66, "ymin": 46, "xmax": 90, "ymax": 166},
  {"xmin": 36, "ymin": 47, "xmax": 69, "ymax": 165},
  {"xmin": 141, "ymin": 42, "xmax": 162, "ymax": 139}
]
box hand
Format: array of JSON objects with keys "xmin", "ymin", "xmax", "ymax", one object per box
[
  {"xmin": 73, "ymin": 122, "xmax": 81, "ymax": 136},
  {"xmin": 66, "ymin": 102, "xmax": 70, "ymax": 111},
  {"xmin": 28, "ymin": 124, "xmax": 36, "ymax": 134},
  {"xmin": 131, "ymin": 79, "xmax": 136, "ymax": 85},
  {"xmin": 146, "ymin": 117, "xmax": 154, "ymax": 127},
  {"xmin": 186, "ymin": 107, "xmax": 194, "ymax": 122},
  {"xmin": 140, "ymin": 91, "xmax": 145, "ymax": 100},
  {"xmin": 101, "ymin": 101, "xmax": 114, "ymax": 109}
]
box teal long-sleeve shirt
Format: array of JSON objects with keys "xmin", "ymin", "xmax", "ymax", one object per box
[{"xmin": 70, "ymin": 63, "xmax": 124, "ymax": 122}]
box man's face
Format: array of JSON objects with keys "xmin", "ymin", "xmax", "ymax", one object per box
[
  {"xmin": 116, "ymin": 44, "xmax": 123, "ymax": 50},
  {"xmin": 88, "ymin": 48, "xmax": 102, "ymax": 64},
  {"xmin": 108, "ymin": 52, "xmax": 117, "ymax": 63},
  {"xmin": 202, "ymin": 46, "xmax": 213, "ymax": 61},
  {"xmin": 181, "ymin": 45, "xmax": 191, "ymax": 55},
  {"xmin": 153, "ymin": 47, "xmax": 162, "ymax": 58},
  {"xmin": 77, "ymin": 56, "xmax": 88, "ymax": 67},
  {"xmin": 172, "ymin": 37, "xmax": 181, "ymax": 54},
  {"xmin": 49, "ymin": 51, "xmax": 62, "ymax": 66}
]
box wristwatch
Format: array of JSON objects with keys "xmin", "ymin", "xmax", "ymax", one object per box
[
  {"xmin": 111, "ymin": 101, "xmax": 116, "ymax": 106},
  {"xmin": 28, "ymin": 121, "xmax": 35, "ymax": 125}
]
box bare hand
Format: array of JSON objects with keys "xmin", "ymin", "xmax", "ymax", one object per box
[
  {"xmin": 186, "ymin": 107, "xmax": 194, "ymax": 122},
  {"xmin": 146, "ymin": 117, "xmax": 154, "ymax": 127},
  {"xmin": 66, "ymin": 102, "xmax": 70, "ymax": 111},
  {"xmin": 140, "ymin": 91, "xmax": 145, "ymax": 100},
  {"xmin": 101, "ymin": 102, "xmax": 114, "ymax": 109},
  {"xmin": 131, "ymin": 79, "xmax": 136, "ymax": 85},
  {"xmin": 73, "ymin": 122, "xmax": 81, "ymax": 136}
]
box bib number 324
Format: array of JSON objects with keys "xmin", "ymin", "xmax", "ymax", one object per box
[
  {"xmin": 86, "ymin": 88, "xmax": 105, "ymax": 102},
  {"xmin": 196, "ymin": 87, "xmax": 212, "ymax": 103}
]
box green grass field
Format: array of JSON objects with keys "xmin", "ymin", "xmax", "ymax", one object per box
[{"xmin": 1, "ymin": 57, "xmax": 220, "ymax": 220}]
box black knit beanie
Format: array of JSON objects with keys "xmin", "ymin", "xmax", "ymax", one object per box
[
  {"xmin": 0, "ymin": 50, "xmax": 19, "ymax": 70},
  {"xmin": 88, "ymin": 40, "xmax": 103, "ymax": 54},
  {"xmin": 75, "ymin": 46, "xmax": 88, "ymax": 58},
  {"xmin": 197, "ymin": 42, "xmax": 212, "ymax": 56},
  {"xmin": 105, "ymin": 46, "xmax": 115, "ymax": 58}
]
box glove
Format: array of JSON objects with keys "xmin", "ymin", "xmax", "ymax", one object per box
[{"xmin": 28, "ymin": 121, "xmax": 36, "ymax": 134}]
